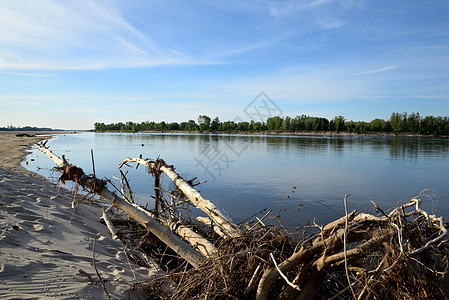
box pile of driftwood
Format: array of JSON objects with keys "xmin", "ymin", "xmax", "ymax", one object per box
[{"xmin": 37, "ymin": 142, "xmax": 449, "ymax": 299}]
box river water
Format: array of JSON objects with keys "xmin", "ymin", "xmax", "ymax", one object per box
[{"xmin": 24, "ymin": 132, "xmax": 449, "ymax": 231}]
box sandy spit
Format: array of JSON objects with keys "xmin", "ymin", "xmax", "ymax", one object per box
[
  {"xmin": 0, "ymin": 132, "xmax": 55, "ymax": 180},
  {"xmin": 0, "ymin": 132, "xmax": 157, "ymax": 299}
]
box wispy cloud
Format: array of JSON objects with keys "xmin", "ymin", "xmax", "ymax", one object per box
[
  {"xmin": 205, "ymin": 36, "xmax": 289, "ymax": 58},
  {"xmin": 0, "ymin": 0, "xmax": 186, "ymax": 70},
  {"xmin": 0, "ymin": 0, "xmax": 365, "ymax": 71},
  {"xmin": 268, "ymin": 0, "xmax": 335, "ymax": 17},
  {"xmin": 1, "ymin": 71, "xmax": 51, "ymax": 77},
  {"xmin": 0, "ymin": 93, "xmax": 149, "ymax": 105},
  {"xmin": 267, "ymin": 0, "xmax": 362, "ymax": 29},
  {"xmin": 353, "ymin": 66, "xmax": 398, "ymax": 76}
]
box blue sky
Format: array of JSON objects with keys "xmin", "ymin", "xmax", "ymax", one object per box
[{"xmin": 1, "ymin": 0, "xmax": 448, "ymax": 130}]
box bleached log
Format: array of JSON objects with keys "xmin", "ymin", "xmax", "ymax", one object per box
[
  {"xmin": 84, "ymin": 178, "xmax": 206, "ymax": 268},
  {"xmin": 38, "ymin": 142, "xmax": 65, "ymax": 167},
  {"xmin": 322, "ymin": 209, "xmax": 356, "ymax": 234},
  {"xmin": 37, "ymin": 143, "xmax": 204, "ymax": 268},
  {"xmin": 196, "ymin": 216, "xmax": 226, "ymax": 238},
  {"xmin": 102, "ymin": 208, "xmax": 119, "ymax": 240},
  {"xmin": 158, "ymin": 217, "xmax": 217, "ymax": 256},
  {"xmin": 118, "ymin": 157, "xmax": 241, "ymax": 238},
  {"xmin": 111, "ymin": 171, "xmax": 217, "ymax": 256}
]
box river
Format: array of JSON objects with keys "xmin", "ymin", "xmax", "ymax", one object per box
[{"xmin": 24, "ymin": 132, "xmax": 449, "ymax": 231}]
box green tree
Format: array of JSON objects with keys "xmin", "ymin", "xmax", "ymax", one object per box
[
  {"xmin": 303, "ymin": 116, "xmax": 313, "ymax": 131},
  {"xmin": 390, "ymin": 112, "xmax": 406, "ymax": 132},
  {"xmin": 407, "ymin": 112, "xmax": 421, "ymax": 133},
  {"xmin": 94, "ymin": 122, "xmax": 107, "ymax": 131},
  {"xmin": 282, "ymin": 116, "xmax": 291, "ymax": 131},
  {"xmin": 331, "ymin": 116, "xmax": 346, "ymax": 131},
  {"xmin": 211, "ymin": 117, "xmax": 220, "ymax": 131},
  {"xmin": 198, "ymin": 115, "xmax": 211, "ymax": 131},
  {"xmin": 267, "ymin": 116, "xmax": 283, "ymax": 130},
  {"xmin": 370, "ymin": 119, "xmax": 386, "ymax": 132},
  {"xmin": 238, "ymin": 121, "xmax": 250, "ymax": 131},
  {"xmin": 186, "ymin": 120, "xmax": 198, "ymax": 131},
  {"xmin": 168, "ymin": 122, "xmax": 180, "ymax": 130}
]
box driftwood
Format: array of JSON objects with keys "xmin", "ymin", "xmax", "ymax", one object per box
[
  {"xmin": 196, "ymin": 216, "xmax": 225, "ymax": 238},
  {"xmin": 118, "ymin": 157, "xmax": 241, "ymax": 238},
  {"xmin": 254, "ymin": 195, "xmax": 448, "ymax": 299},
  {"xmin": 101, "ymin": 208, "xmax": 119, "ymax": 240},
  {"xmin": 37, "ymin": 143, "xmax": 205, "ymax": 268},
  {"xmin": 141, "ymin": 192, "xmax": 449, "ymax": 300},
  {"xmin": 256, "ymin": 195, "xmax": 448, "ymax": 299},
  {"xmin": 156, "ymin": 214, "xmax": 217, "ymax": 256},
  {"xmin": 112, "ymin": 168, "xmax": 218, "ymax": 257}
]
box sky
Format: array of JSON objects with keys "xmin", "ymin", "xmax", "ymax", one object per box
[{"xmin": 0, "ymin": 0, "xmax": 448, "ymax": 130}]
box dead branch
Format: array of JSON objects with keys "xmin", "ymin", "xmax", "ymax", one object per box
[
  {"xmin": 102, "ymin": 207, "xmax": 119, "ymax": 240},
  {"xmin": 37, "ymin": 143, "xmax": 205, "ymax": 269},
  {"xmin": 255, "ymin": 195, "xmax": 449, "ymax": 300},
  {"xmin": 118, "ymin": 157, "xmax": 241, "ymax": 238},
  {"xmin": 93, "ymin": 238, "xmax": 112, "ymax": 300},
  {"xmin": 196, "ymin": 216, "xmax": 226, "ymax": 238}
]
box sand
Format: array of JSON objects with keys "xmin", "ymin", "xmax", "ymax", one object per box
[
  {"xmin": 0, "ymin": 132, "xmax": 157, "ymax": 299},
  {"xmin": 0, "ymin": 133, "xmax": 53, "ymax": 179}
]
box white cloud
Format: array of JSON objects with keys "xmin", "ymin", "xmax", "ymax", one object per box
[
  {"xmin": 353, "ymin": 66, "xmax": 398, "ymax": 76},
  {"xmin": 0, "ymin": 0, "xmax": 367, "ymax": 71},
  {"xmin": 268, "ymin": 0, "xmax": 328, "ymax": 17},
  {"xmin": 0, "ymin": 0, "xmax": 184, "ymax": 70},
  {"xmin": 1, "ymin": 71, "xmax": 51, "ymax": 77},
  {"xmin": 267, "ymin": 0, "xmax": 360, "ymax": 18}
]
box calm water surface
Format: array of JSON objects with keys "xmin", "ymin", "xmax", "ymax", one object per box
[{"xmin": 24, "ymin": 132, "xmax": 449, "ymax": 230}]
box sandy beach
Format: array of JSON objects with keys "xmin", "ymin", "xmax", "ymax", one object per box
[{"xmin": 0, "ymin": 132, "xmax": 156, "ymax": 299}]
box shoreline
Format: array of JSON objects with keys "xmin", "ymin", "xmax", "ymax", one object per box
[
  {"xmin": 97, "ymin": 129, "xmax": 448, "ymax": 138},
  {"xmin": 0, "ymin": 131, "xmax": 54, "ymax": 179},
  {"xmin": 0, "ymin": 131, "xmax": 81, "ymax": 180},
  {"xmin": 0, "ymin": 132, "xmax": 155, "ymax": 299}
]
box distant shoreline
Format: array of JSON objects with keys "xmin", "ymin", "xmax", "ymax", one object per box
[{"xmin": 94, "ymin": 130, "xmax": 448, "ymax": 138}]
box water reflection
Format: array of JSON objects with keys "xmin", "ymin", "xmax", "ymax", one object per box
[
  {"xmin": 389, "ymin": 137, "xmax": 449, "ymax": 159},
  {"xmin": 258, "ymin": 135, "xmax": 449, "ymax": 161}
]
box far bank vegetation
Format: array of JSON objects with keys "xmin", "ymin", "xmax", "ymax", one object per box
[{"xmin": 94, "ymin": 112, "xmax": 449, "ymax": 136}]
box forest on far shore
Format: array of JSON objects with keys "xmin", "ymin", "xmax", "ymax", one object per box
[
  {"xmin": 0, "ymin": 125, "xmax": 59, "ymax": 132},
  {"xmin": 94, "ymin": 112, "xmax": 449, "ymax": 136}
]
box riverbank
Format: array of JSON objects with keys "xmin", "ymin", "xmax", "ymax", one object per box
[
  {"xmin": 0, "ymin": 132, "xmax": 54, "ymax": 179},
  {"xmin": 99, "ymin": 129, "xmax": 448, "ymax": 138},
  {"xmin": 0, "ymin": 132, "xmax": 156, "ymax": 299}
]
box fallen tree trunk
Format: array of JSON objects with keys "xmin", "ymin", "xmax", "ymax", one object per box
[
  {"xmin": 158, "ymin": 216, "xmax": 217, "ymax": 256},
  {"xmin": 111, "ymin": 167, "xmax": 217, "ymax": 256},
  {"xmin": 37, "ymin": 143, "xmax": 205, "ymax": 268},
  {"xmin": 118, "ymin": 157, "xmax": 241, "ymax": 238},
  {"xmin": 94, "ymin": 187, "xmax": 204, "ymax": 268}
]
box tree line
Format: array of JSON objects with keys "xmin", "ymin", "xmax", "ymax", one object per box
[
  {"xmin": 94, "ymin": 112, "xmax": 449, "ymax": 136},
  {"xmin": 0, "ymin": 125, "xmax": 57, "ymax": 131}
]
